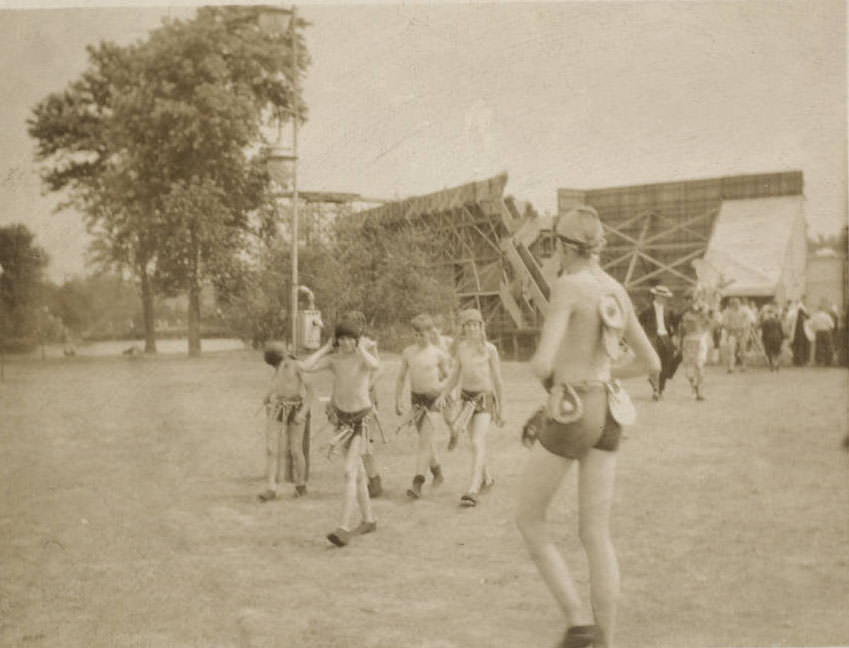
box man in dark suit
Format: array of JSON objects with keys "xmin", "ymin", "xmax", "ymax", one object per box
[{"xmin": 638, "ymin": 285, "xmax": 680, "ymax": 400}]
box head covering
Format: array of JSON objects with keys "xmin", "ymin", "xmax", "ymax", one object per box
[
  {"xmin": 343, "ymin": 310, "xmax": 367, "ymax": 328},
  {"xmin": 334, "ymin": 320, "xmax": 361, "ymax": 341},
  {"xmin": 458, "ymin": 308, "xmax": 484, "ymax": 326},
  {"xmin": 263, "ymin": 341, "xmax": 294, "ymax": 367},
  {"xmin": 649, "ymin": 285, "xmax": 673, "ymax": 299},
  {"xmin": 411, "ymin": 313, "xmax": 435, "ymax": 333},
  {"xmin": 553, "ymin": 205, "xmax": 606, "ymax": 256}
]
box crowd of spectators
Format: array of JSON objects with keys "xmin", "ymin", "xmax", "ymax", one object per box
[{"xmin": 707, "ymin": 296, "xmax": 846, "ymax": 369}]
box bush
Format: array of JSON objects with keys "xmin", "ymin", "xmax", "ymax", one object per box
[{"xmin": 0, "ymin": 337, "xmax": 37, "ymax": 354}]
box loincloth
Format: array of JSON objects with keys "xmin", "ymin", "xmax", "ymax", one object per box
[
  {"xmin": 270, "ymin": 396, "xmax": 304, "ymax": 424},
  {"xmin": 327, "ymin": 405, "xmax": 373, "ymax": 456},
  {"xmin": 459, "ymin": 390, "xmax": 494, "ymax": 414},
  {"xmin": 537, "ymin": 382, "xmax": 622, "ymax": 459}
]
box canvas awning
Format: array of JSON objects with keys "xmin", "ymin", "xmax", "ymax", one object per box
[{"xmin": 702, "ymin": 195, "xmax": 806, "ymax": 298}]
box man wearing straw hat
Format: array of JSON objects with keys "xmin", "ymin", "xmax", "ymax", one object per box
[{"xmin": 638, "ymin": 284, "xmax": 679, "ymax": 400}]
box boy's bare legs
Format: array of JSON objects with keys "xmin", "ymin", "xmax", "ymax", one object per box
[
  {"xmin": 578, "ymin": 449, "xmax": 619, "ymax": 648},
  {"xmin": 355, "ymin": 461, "xmax": 374, "ymax": 524},
  {"xmin": 409, "ymin": 414, "xmax": 443, "ymax": 497},
  {"xmin": 260, "ymin": 415, "xmax": 282, "ymax": 500},
  {"xmin": 340, "ymin": 436, "xmax": 367, "ymax": 531},
  {"xmin": 516, "ymin": 443, "xmax": 590, "ymax": 627},
  {"xmin": 362, "ymin": 452, "xmax": 383, "ymax": 497},
  {"xmin": 694, "ymin": 363, "xmax": 705, "ymax": 400},
  {"xmin": 726, "ymin": 334, "xmax": 737, "ymax": 372},
  {"xmin": 328, "ymin": 435, "xmax": 375, "ymax": 546},
  {"xmin": 286, "ymin": 419, "xmax": 307, "ymax": 492},
  {"xmin": 466, "ymin": 412, "xmax": 491, "ymax": 495},
  {"xmin": 415, "ymin": 414, "xmax": 437, "ymax": 475},
  {"xmin": 426, "ymin": 412, "xmax": 443, "ymax": 483}
]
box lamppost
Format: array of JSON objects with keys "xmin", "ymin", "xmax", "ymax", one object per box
[
  {"xmin": 259, "ymin": 4, "xmax": 300, "ymax": 350},
  {"xmin": 0, "ymin": 262, "xmax": 4, "ymax": 380}
]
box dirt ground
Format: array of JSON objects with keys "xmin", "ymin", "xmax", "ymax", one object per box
[{"xmin": 1, "ymin": 351, "xmax": 847, "ymax": 648}]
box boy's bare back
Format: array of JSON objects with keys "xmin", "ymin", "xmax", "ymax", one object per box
[{"xmin": 549, "ymin": 267, "xmax": 633, "ymax": 383}]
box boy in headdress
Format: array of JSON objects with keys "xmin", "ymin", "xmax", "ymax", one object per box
[
  {"xmin": 299, "ymin": 321, "xmax": 380, "ymax": 547},
  {"xmin": 678, "ymin": 301, "xmax": 713, "ymax": 400},
  {"xmin": 438, "ymin": 308, "xmax": 504, "ymax": 507},
  {"xmin": 721, "ymin": 297, "xmax": 749, "ymax": 373},
  {"xmin": 259, "ymin": 342, "xmax": 313, "ymax": 501},
  {"xmin": 395, "ymin": 314, "xmax": 452, "ymax": 498},
  {"xmin": 516, "ymin": 205, "xmax": 660, "ymax": 648}
]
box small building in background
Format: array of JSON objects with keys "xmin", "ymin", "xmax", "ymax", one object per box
[{"xmin": 807, "ymin": 245, "xmax": 848, "ymax": 317}]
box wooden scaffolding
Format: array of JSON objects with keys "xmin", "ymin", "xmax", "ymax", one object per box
[
  {"xmin": 352, "ymin": 174, "xmax": 547, "ymax": 352},
  {"xmin": 558, "ymin": 171, "xmax": 804, "ymax": 307}
]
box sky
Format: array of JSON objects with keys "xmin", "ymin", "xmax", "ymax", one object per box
[{"xmin": 0, "ymin": 0, "xmax": 846, "ymax": 282}]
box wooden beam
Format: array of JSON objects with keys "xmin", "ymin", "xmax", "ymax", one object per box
[
  {"xmin": 606, "ymin": 241, "xmax": 706, "ymax": 252},
  {"xmin": 629, "ymin": 248, "xmax": 705, "ymax": 287},
  {"xmin": 642, "ymin": 209, "xmax": 716, "ymax": 245},
  {"xmin": 602, "ymin": 220, "xmax": 644, "ymax": 247},
  {"xmin": 603, "ymin": 209, "xmax": 656, "ymax": 233},
  {"xmin": 602, "ymin": 251, "xmax": 638, "ymax": 270},
  {"xmin": 624, "ymin": 212, "xmax": 653, "ymax": 285}
]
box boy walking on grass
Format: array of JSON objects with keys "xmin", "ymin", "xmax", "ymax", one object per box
[
  {"xmin": 341, "ymin": 310, "xmax": 385, "ymax": 498},
  {"xmin": 438, "ymin": 308, "xmax": 504, "ymax": 507},
  {"xmin": 259, "ymin": 342, "xmax": 313, "ymax": 502},
  {"xmin": 395, "ymin": 314, "xmax": 452, "ymax": 499},
  {"xmin": 299, "ymin": 322, "xmax": 380, "ymax": 548}
]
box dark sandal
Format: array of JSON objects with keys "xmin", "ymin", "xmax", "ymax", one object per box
[
  {"xmin": 326, "ymin": 528, "xmax": 351, "ymax": 547},
  {"xmin": 257, "ymin": 489, "xmax": 278, "ymax": 502},
  {"xmin": 560, "ymin": 625, "xmax": 599, "ymax": 648},
  {"xmin": 353, "ymin": 520, "xmax": 377, "ymax": 535},
  {"xmin": 459, "ymin": 493, "xmax": 478, "ymax": 507}
]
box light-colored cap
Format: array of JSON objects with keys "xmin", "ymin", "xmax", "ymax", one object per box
[{"xmin": 458, "ymin": 308, "xmax": 484, "ymax": 326}]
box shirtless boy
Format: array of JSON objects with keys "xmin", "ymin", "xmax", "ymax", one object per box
[
  {"xmin": 515, "ymin": 205, "xmax": 660, "ymax": 648},
  {"xmin": 299, "ymin": 322, "xmax": 380, "ymax": 547},
  {"xmin": 395, "ymin": 314, "xmax": 452, "ymax": 499},
  {"xmin": 439, "ymin": 308, "xmax": 504, "ymax": 507},
  {"xmin": 259, "ymin": 342, "xmax": 313, "ymax": 501},
  {"xmin": 342, "ymin": 310, "xmax": 384, "ymax": 498}
]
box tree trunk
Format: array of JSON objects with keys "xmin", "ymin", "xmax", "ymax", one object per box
[
  {"xmin": 139, "ymin": 265, "xmax": 157, "ymax": 354},
  {"xmin": 187, "ymin": 278, "xmax": 201, "ymax": 357}
]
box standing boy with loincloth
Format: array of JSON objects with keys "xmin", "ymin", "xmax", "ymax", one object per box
[
  {"xmin": 438, "ymin": 308, "xmax": 504, "ymax": 507},
  {"xmin": 342, "ymin": 310, "xmax": 385, "ymax": 497},
  {"xmin": 678, "ymin": 301, "xmax": 713, "ymax": 400},
  {"xmin": 425, "ymin": 316, "xmax": 461, "ymax": 440},
  {"xmin": 721, "ymin": 297, "xmax": 749, "ymax": 373},
  {"xmin": 395, "ymin": 314, "xmax": 452, "ymax": 499},
  {"xmin": 515, "ymin": 205, "xmax": 660, "ymax": 648},
  {"xmin": 299, "ymin": 322, "xmax": 380, "ymax": 547},
  {"xmin": 259, "ymin": 342, "xmax": 313, "ymax": 501}
]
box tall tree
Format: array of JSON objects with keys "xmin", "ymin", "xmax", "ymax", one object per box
[
  {"xmin": 0, "ymin": 224, "xmax": 49, "ymax": 351},
  {"xmin": 29, "ymin": 6, "xmax": 309, "ymax": 356},
  {"xmin": 28, "ymin": 41, "xmax": 162, "ymax": 352}
]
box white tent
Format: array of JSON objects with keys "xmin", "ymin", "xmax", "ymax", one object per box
[{"xmin": 702, "ymin": 195, "xmax": 807, "ymax": 302}]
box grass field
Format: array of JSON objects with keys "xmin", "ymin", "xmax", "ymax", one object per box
[{"xmin": 1, "ymin": 351, "xmax": 847, "ymax": 648}]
